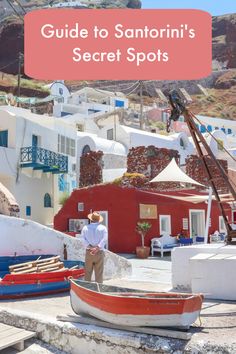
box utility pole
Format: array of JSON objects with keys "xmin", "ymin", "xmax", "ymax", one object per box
[
  {"xmin": 139, "ymin": 80, "xmax": 144, "ymax": 130},
  {"xmin": 17, "ymin": 52, "xmax": 23, "ymax": 98}
]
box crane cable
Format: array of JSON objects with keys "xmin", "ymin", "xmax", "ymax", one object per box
[
  {"xmin": 190, "ymin": 112, "xmax": 236, "ymax": 164},
  {"xmin": 189, "ymin": 111, "xmax": 236, "ymax": 193}
]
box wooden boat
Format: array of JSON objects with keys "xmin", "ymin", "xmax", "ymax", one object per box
[
  {"xmin": 70, "ymin": 280, "xmax": 203, "ymax": 328},
  {"xmin": 0, "ymin": 255, "xmax": 85, "ymax": 299}
]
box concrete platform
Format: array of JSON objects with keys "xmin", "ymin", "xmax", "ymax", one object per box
[
  {"xmin": 190, "ymin": 253, "xmax": 236, "ymax": 300},
  {"xmin": 172, "ymin": 244, "xmax": 236, "ymax": 291},
  {"xmin": 0, "ymin": 256, "xmax": 236, "ymax": 353}
]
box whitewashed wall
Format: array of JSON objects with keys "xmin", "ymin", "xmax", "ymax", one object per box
[
  {"xmin": 172, "ymin": 244, "xmax": 236, "ymax": 291},
  {"xmin": 0, "ymin": 215, "xmax": 131, "ymax": 279}
]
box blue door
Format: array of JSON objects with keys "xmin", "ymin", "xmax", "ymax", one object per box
[
  {"xmin": 32, "ymin": 135, "xmax": 38, "ymax": 163},
  {"xmin": 32, "ymin": 135, "xmax": 38, "ymax": 147}
]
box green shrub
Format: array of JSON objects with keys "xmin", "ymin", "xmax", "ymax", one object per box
[{"xmin": 59, "ymin": 192, "xmax": 70, "ymax": 206}]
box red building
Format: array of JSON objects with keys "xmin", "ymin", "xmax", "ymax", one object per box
[{"xmin": 54, "ymin": 184, "xmax": 231, "ymax": 253}]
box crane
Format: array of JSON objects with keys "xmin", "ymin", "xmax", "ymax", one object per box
[{"xmin": 167, "ymin": 90, "xmax": 236, "ymax": 245}]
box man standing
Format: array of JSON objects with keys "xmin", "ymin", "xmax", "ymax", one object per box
[{"xmin": 81, "ymin": 211, "xmax": 108, "ymax": 283}]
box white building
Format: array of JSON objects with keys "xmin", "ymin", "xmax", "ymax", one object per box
[
  {"xmin": 76, "ymin": 119, "xmax": 194, "ymax": 184},
  {"xmin": 196, "ymin": 115, "xmax": 236, "ymax": 136},
  {"xmin": 0, "ymin": 106, "xmax": 77, "ymax": 226},
  {"xmin": 53, "ymin": 87, "xmax": 129, "ymax": 131},
  {"xmin": 98, "ymin": 123, "xmax": 194, "ymax": 165},
  {"xmin": 76, "ymin": 131, "xmax": 127, "ymax": 184}
]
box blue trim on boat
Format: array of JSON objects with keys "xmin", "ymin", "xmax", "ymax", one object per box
[
  {"xmin": 0, "ymin": 255, "xmax": 85, "ymax": 299},
  {"xmin": 0, "ymin": 280, "xmax": 71, "ymax": 299}
]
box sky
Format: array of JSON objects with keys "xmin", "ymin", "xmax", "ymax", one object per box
[{"xmin": 142, "ymin": 0, "xmax": 236, "ymax": 16}]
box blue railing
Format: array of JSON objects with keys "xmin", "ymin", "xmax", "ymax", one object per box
[{"xmin": 20, "ymin": 146, "xmax": 68, "ymax": 174}]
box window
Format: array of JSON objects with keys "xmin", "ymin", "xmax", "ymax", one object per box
[
  {"xmin": 70, "ymin": 139, "xmax": 76, "ymax": 157},
  {"xmin": 61, "ymin": 136, "xmax": 65, "ymax": 154},
  {"xmin": 26, "ymin": 206, "xmax": 31, "ymax": 216},
  {"xmin": 82, "ymin": 145, "xmax": 90, "ymax": 155},
  {"xmin": 107, "ymin": 129, "xmax": 114, "ymax": 140},
  {"xmin": 66, "ymin": 137, "xmax": 70, "ymax": 155},
  {"xmin": 44, "ymin": 193, "xmax": 52, "ymax": 208},
  {"xmin": 159, "ymin": 215, "xmax": 171, "ymax": 235},
  {"xmin": 58, "ymin": 135, "xmax": 60, "ymax": 152},
  {"xmin": 78, "ymin": 202, "xmax": 84, "ymax": 211},
  {"xmin": 58, "ymin": 135, "xmax": 75, "ymax": 157},
  {"xmin": 0, "ymin": 130, "xmax": 8, "ymax": 147},
  {"xmin": 59, "ymin": 88, "xmax": 63, "ymax": 96}
]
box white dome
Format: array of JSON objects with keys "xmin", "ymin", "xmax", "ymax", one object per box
[{"xmin": 78, "ymin": 136, "xmax": 127, "ymax": 156}]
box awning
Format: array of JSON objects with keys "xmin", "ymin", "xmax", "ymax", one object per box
[
  {"xmin": 154, "ymin": 192, "xmax": 234, "ymax": 204},
  {"xmin": 150, "ymin": 158, "xmax": 205, "ymax": 187}
]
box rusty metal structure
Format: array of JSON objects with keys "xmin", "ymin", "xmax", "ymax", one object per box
[{"xmin": 167, "ymin": 89, "xmax": 236, "ymax": 244}]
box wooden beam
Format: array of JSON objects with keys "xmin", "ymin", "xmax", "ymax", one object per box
[{"xmin": 9, "ymin": 256, "xmax": 60, "ymax": 270}]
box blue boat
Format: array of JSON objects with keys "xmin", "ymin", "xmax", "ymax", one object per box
[{"xmin": 0, "ymin": 255, "xmax": 84, "ymax": 299}]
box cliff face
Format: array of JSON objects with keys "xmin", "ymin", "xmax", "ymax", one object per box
[
  {"xmin": 0, "ymin": 18, "xmax": 24, "ymax": 74},
  {"xmin": 212, "ymin": 13, "xmax": 236, "ymax": 68}
]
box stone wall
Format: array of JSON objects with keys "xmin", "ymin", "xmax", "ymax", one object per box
[
  {"xmin": 0, "ymin": 182, "xmax": 19, "ymax": 217},
  {"xmin": 79, "ymin": 151, "xmax": 104, "ymax": 187},
  {"xmin": 186, "ymin": 155, "xmax": 228, "ymax": 192},
  {"xmin": 127, "ymin": 146, "xmax": 181, "ymax": 191}
]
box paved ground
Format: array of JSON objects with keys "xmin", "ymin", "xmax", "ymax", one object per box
[{"xmin": 0, "ymin": 255, "xmax": 236, "ymax": 353}]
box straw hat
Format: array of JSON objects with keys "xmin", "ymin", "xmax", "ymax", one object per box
[{"xmin": 88, "ymin": 211, "xmax": 103, "ymax": 223}]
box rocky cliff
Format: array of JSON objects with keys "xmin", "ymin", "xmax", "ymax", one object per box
[
  {"xmin": 212, "ymin": 13, "xmax": 236, "ymax": 68},
  {"xmin": 0, "ymin": 17, "xmax": 24, "ymax": 74}
]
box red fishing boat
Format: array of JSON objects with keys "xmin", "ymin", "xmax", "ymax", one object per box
[{"xmin": 70, "ymin": 280, "xmax": 203, "ymax": 328}]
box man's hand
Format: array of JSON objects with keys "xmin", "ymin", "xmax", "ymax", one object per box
[{"xmin": 89, "ymin": 246, "xmax": 100, "ymax": 255}]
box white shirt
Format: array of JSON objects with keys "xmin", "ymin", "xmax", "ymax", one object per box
[{"xmin": 81, "ymin": 223, "xmax": 108, "ymax": 250}]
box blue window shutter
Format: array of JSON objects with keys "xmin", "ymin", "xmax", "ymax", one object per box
[
  {"xmin": 115, "ymin": 100, "xmax": 125, "ymax": 107},
  {"xmin": 26, "ymin": 206, "xmax": 31, "ymax": 216},
  {"xmin": 0, "ymin": 130, "xmax": 8, "ymax": 147}
]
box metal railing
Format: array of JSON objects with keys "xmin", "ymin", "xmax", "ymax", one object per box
[{"xmin": 21, "ymin": 146, "xmax": 68, "ymax": 173}]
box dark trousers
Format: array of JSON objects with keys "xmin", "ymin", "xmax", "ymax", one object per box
[{"xmin": 84, "ymin": 249, "xmax": 104, "ymax": 283}]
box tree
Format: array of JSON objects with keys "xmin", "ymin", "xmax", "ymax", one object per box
[{"xmin": 136, "ymin": 221, "xmax": 152, "ymax": 247}]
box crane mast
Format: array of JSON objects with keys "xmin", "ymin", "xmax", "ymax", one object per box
[{"xmin": 167, "ymin": 90, "xmax": 236, "ymax": 244}]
